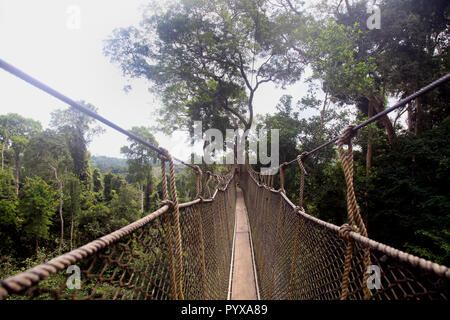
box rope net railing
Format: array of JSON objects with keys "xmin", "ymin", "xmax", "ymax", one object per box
[
  {"xmin": 241, "ymin": 154, "xmax": 449, "ymax": 301},
  {"xmin": 0, "ymin": 165, "xmax": 237, "ymax": 300}
]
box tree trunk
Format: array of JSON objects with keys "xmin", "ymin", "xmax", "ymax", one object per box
[
  {"xmin": 15, "ymin": 158, "xmax": 19, "ymax": 196},
  {"xmin": 370, "ymin": 95, "xmax": 398, "ymax": 150},
  {"xmin": 415, "ymin": 97, "xmax": 423, "ymax": 136},
  {"xmin": 140, "ymin": 183, "xmax": 144, "ymax": 213},
  {"xmin": 70, "ymin": 211, "xmax": 74, "ymax": 251},
  {"xmin": 407, "ymin": 103, "xmax": 413, "ymax": 133},
  {"xmin": 366, "ymin": 101, "xmax": 374, "ymax": 176},
  {"xmin": 1, "ymin": 142, "xmax": 4, "ymax": 170},
  {"xmin": 49, "ymin": 164, "xmax": 64, "ymax": 252},
  {"xmin": 144, "ymin": 168, "xmax": 153, "ymax": 212}
]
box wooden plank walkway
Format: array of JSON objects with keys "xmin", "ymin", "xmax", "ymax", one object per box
[{"xmin": 229, "ymin": 187, "xmax": 259, "ymax": 300}]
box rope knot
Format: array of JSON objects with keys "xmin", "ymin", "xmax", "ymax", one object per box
[
  {"xmin": 157, "ymin": 148, "xmax": 170, "ymax": 162},
  {"xmin": 338, "ymin": 125, "xmax": 356, "ymax": 146},
  {"xmin": 193, "ymin": 165, "xmax": 202, "ymax": 176},
  {"xmin": 296, "ymin": 152, "xmax": 308, "ymax": 162},
  {"xmin": 159, "ymin": 199, "xmax": 174, "ymax": 211},
  {"xmin": 338, "ymin": 223, "xmax": 358, "ymax": 240},
  {"xmin": 294, "ymin": 206, "xmax": 303, "ymax": 214}
]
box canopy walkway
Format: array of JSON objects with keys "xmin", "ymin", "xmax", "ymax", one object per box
[{"xmin": 0, "ymin": 59, "xmax": 449, "ymax": 300}]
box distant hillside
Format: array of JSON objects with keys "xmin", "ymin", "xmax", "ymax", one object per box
[{"xmin": 91, "ymin": 155, "xmax": 128, "ymax": 174}]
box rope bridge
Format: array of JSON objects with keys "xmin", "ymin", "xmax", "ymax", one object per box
[{"xmin": 0, "ymin": 59, "xmax": 449, "ymax": 300}]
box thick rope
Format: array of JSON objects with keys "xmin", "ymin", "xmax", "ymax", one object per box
[
  {"xmin": 288, "ymin": 152, "xmax": 308, "ymax": 298},
  {"xmin": 192, "ymin": 165, "xmax": 207, "ymax": 297},
  {"xmin": 204, "ymin": 171, "xmax": 212, "ymax": 198},
  {"xmin": 296, "ymin": 152, "xmax": 308, "ymax": 211},
  {"xmin": 160, "ymin": 148, "xmax": 184, "ymax": 300},
  {"xmin": 337, "ymin": 125, "xmax": 371, "ymax": 300},
  {"xmin": 159, "ymin": 155, "xmax": 178, "ymax": 299},
  {"xmin": 279, "ymin": 162, "xmax": 287, "ymax": 193},
  {"xmin": 193, "ymin": 165, "xmax": 203, "ymax": 199}
]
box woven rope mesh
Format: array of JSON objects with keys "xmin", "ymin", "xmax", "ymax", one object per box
[
  {"xmin": 240, "ymin": 169, "xmax": 449, "ymax": 300},
  {"xmin": 1, "ymin": 167, "xmax": 448, "ymax": 300},
  {"xmin": 0, "ymin": 174, "xmax": 236, "ymax": 300}
]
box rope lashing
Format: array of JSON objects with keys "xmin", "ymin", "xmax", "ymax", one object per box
[
  {"xmin": 288, "ymin": 154, "xmax": 308, "ymax": 298},
  {"xmin": 296, "ymin": 152, "xmax": 308, "ymax": 211},
  {"xmin": 279, "ymin": 162, "xmax": 288, "ymax": 193},
  {"xmin": 192, "ymin": 165, "xmax": 207, "ymax": 297},
  {"xmin": 160, "ymin": 148, "xmax": 184, "ymax": 300},
  {"xmin": 158, "ymin": 154, "xmax": 178, "ymax": 299},
  {"xmin": 193, "ymin": 165, "xmax": 203, "ymax": 199},
  {"xmin": 204, "ymin": 171, "xmax": 212, "ymax": 198},
  {"xmin": 337, "ymin": 125, "xmax": 371, "ymax": 300}
]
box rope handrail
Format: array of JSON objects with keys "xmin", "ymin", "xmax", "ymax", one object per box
[
  {"xmin": 244, "ymin": 170, "xmax": 450, "ymax": 280},
  {"xmin": 0, "ymin": 58, "xmax": 198, "ymax": 171}
]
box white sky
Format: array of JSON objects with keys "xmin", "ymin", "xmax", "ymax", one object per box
[{"xmin": 0, "ymin": 0, "xmax": 311, "ymax": 160}]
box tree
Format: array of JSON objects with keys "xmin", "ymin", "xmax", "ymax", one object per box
[
  {"xmin": 92, "ymin": 168, "xmax": 103, "ymax": 193},
  {"xmin": 24, "ymin": 130, "xmax": 72, "ymax": 252},
  {"xmin": 257, "ymin": 95, "xmax": 302, "ymax": 165},
  {"xmin": 50, "ymin": 102, "xmax": 105, "ymax": 186},
  {"xmin": 120, "ymin": 127, "xmax": 158, "ymax": 213},
  {"xmin": 103, "ymin": 173, "xmax": 114, "ymax": 202},
  {"xmin": 65, "ymin": 175, "xmax": 81, "ymax": 250},
  {"xmin": 0, "ymin": 114, "xmax": 42, "ymax": 195},
  {"xmin": 104, "ymin": 0, "xmax": 306, "ymax": 156},
  {"xmin": 0, "ymin": 169, "xmax": 18, "ymax": 254},
  {"xmin": 18, "ymin": 177, "xmax": 56, "ymax": 255}
]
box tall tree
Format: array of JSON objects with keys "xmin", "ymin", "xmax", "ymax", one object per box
[
  {"xmin": 120, "ymin": 127, "xmax": 158, "ymax": 213},
  {"xmin": 50, "ymin": 102, "xmax": 104, "ymax": 186},
  {"xmin": 0, "ymin": 169, "xmax": 18, "ymax": 253},
  {"xmin": 92, "ymin": 168, "xmax": 103, "ymax": 193},
  {"xmin": 18, "ymin": 177, "xmax": 56, "ymax": 255},
  {"xmin": 0, "ymin": 114, "xmax": 42, "ymax": 195},
  {"xmin": 24, "ymin": 130, "xmax": 72, "ymax": 252},
  {"xmin": 104, "ymin": 0, "xmax": 306, "ymax": 153}
]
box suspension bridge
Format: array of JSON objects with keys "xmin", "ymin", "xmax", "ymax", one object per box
[{"xmin": 0, "ymin": 59, "xmax": 449, "ymax": 300}]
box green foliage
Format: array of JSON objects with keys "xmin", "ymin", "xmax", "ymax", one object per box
[
  {"xmin": 0, "ymin": 169, "xmax": 18, "ymax": 252},
  {"xmin": 50, "ymin": 102, "xmax": 105, "ymax": 185},
  {"xmin": 357, "ymin": 117, "xmax": 450, "ymax": 265},
  {"xmin": 76, "ymin": 185, "xmax": 140, "ymax": 243},
  {"xmin": 103, "ymin": 173, "xmax": 114, "ymax": 202},
  {"xmin": 91, "ymin": 155, "xmax": 128, "ymax": 174},
  {"xmin": 121, "ymin": 127, "xmax": 158, "ymax": 212},
  {"xmin": 104, "ymin": 0, "xmax": 306, "ymax": 135},
  {"xmin": 18, "ymin": 177, "xmax": 56, "ymax": 244},
  {"xmin": 92, "ymin": 168, "xmax": 103, "ymax": 193}
]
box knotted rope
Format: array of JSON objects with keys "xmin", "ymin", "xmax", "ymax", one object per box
[
  {"xmin": 158, "ymin": 154, "xmax": 178, "ymax": 299},
  {"xmin": 279, "ymin": 162, "xmax": 287, "ymax": 193},
  {"xmin": 193, "ymin": 165, "xmax": 203, "ymax": 199},
  {"xmin": 288, "ymin": 152, "xmax": 308, "ymax": 297},
  {"xmin": 296, "ymin": 152, "xmax": 308, "ymax": 211},
  {"xmin": 204, "ymin": 171, "xmax": 212, "ymax": 198},
  {"xmin": 159, "ymin": 148, "xmax": 184, "ymax": 300},
  {"xmin": 337, "ymin": 125, "xmax": 371, "ymax": 300}
]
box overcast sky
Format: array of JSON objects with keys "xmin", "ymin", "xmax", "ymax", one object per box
[{"xmin": 0, "ymin": 0, "xmax": 311, "ymax": 160}]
